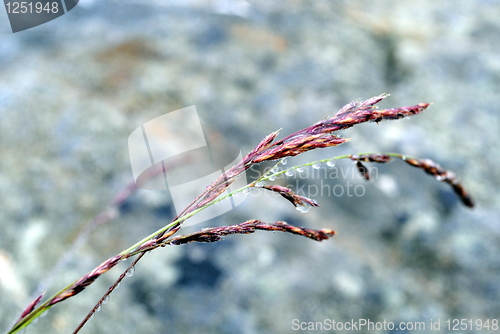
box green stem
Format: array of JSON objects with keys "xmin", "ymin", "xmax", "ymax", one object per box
[
  {"xmin": 254, "ymin": 152, "xmax": 410, "ymax": 183},
  {"xmin": 124, "ymin": 152, "xmax": 405, "ymax": 255}
]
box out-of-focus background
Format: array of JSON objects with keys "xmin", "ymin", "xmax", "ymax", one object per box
[{"xmin": 1, "ymin": 1, "xmax": 499, "ymax": 333}]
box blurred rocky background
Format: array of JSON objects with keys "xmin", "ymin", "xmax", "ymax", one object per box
[{"xmin": 0, "ymin": 1, "xmax": 499, "ymax": 333}]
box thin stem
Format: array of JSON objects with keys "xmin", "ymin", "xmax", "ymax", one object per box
[
  {"xmin": 254, "ymin": 152, "xmax": 421, "ymax": 183},
  {"xmin": 256, "ymin": 155, "xmax": 351, "ymax": 182},
  {"xmin": 72, "ymin": 253, "xmax": 146, "ymax": 334}
]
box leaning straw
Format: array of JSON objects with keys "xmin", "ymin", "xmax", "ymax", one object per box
[{"xmin": 10, "ymin": 94, "xmax": 474, "ymax": 334}]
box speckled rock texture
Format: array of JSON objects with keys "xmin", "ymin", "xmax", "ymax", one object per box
[{"xmin": 1, "ymin": 1, "xmax": 499, "ymax": 333}]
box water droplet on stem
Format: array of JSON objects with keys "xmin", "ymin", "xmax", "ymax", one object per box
[
  {"xmin": 436, "ymin": 175, "xmax": 445, "ymax": 181},
  {"xmin": 126, "ymin": 266, "xmax": 135, "ymax": 277},
  {"xmin": 296, "ymin": 204, "xmax": 310, "ymax": 213}
]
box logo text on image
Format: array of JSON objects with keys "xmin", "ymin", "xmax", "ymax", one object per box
[
  {"xmin": 4, "ymin": 0, "xmax": 79, "ymax": 33},
  {"xmin": 128, "ymin": 106, "xmax": 247, "ymax": 227}
]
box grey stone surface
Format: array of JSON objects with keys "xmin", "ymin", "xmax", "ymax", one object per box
[{"xmin": 1, "ymin": 1, "xmax": 499, "ymax": 333}]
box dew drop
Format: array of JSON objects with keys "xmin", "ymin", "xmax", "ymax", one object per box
[
  {"xmin": 243, "ymin": 188, "xmax": 251, "ymax": 194},
  {"xmin": 326, "ymin": 159, "xmax": 336, "ymax": 167},
  {"xmin": 296, "ymin": 167, "xmax": 304, "ymax": 173},
  {"xmin": 256, "ymin": 181, "xmax": 266, "ymax": 187},
  {"xmin": 296, "ymin": 205, "xmax": 310, "ymax": 213},
  {"xmin": 270, "ymin": 167, "xmax": 278, "ymax": 174},
  {"xmin": 96, "ymin": 304, "xmax": 102, "ymax": 312},
  {"xmin": 103, "ymin": 295, "xmax": 110, "ymax": 304},
  {"xmin": 269, "ymin": 175, "xmax": 276, "ymax": 182},
  {"xmin": 312, "ymin": 163, "xmax": 321, "ymax": 169},
  {"xmin": 281, "ymin": 158, "xmax": 288, "ymax": 165},
  {"xmin": 232, "ymin": 192, "xmax": 239, "ymax": 197},
  {"xmin": 126, "ymin": 266, "xmax": 135, "ymax": 277},
  {"xmin": 285, "ymin": 170, "xmax": 293, "ymax": 177},
  {"xmin": 436, "ymin": 175, "xmax": 446, "ymax": 181}
]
